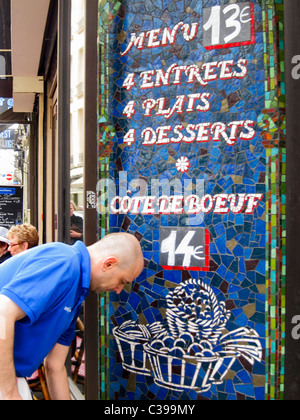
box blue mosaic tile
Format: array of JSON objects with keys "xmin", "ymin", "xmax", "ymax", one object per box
[{"xmin": 98, "ymin": 0, "xmax": 286, "ymax": 401}]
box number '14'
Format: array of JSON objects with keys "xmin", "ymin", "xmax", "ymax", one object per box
[{"xmin": 161, "ymin": 230, "xmax": 205, "ymax": 267}]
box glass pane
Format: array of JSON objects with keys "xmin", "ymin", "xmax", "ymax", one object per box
[
  {"xmin": 0, "ymin": 123, "xmax": 30, "ymax": 229},
  {"xmin": 0, "ymin": 51, "xmax": 12, "ymax": 77},
  {"xmin": 0, "ymin": 96, "xmax": 13, "ymax": 117}
]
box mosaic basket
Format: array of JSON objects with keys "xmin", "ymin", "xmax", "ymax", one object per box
[
  {"xmin": 113, "ymin": 321, "xmax": 167, "ymax": 376},
  {"xmin": 166, "ymin": 279, "xmax": 231, "ymax": 345},
  {"xmin": 113, "ymin": 321, "xmax": 152, "ymax": 376},
  {"xmin": 144, "ymin": 340, "xmax": 237, "ymax": 393},
  {"xmin": 166, "ymin": 308, "xmax": 227, "ymax": 345}
]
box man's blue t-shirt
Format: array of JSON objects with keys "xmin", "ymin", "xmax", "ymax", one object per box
[{"xmin": 0, "ymin": 241, "xmax": 90, "ymax": 378}]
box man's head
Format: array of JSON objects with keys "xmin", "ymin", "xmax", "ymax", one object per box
[
  {"xmin": 70, "ymin": 201, "xmax": 76, "ymax": 217},
  {"xmin": 88, "ymin": 233, "xmax": 144, "ymax": 294}
]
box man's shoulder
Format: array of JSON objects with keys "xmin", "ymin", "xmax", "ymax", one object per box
[
  {"xmin": 0, "ymin": 243, "xmax": 78, "ymax": 274},
  {"xmin": 0, "ymin": 242, "xmax": 88, "ymax": 278},
  {"xmin": 28, "ymin": 242, "xmax": 80, "ymax": 256}
]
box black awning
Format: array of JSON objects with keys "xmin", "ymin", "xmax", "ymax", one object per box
[{"xmin": 0, "ymin": 107, "xmax": 29, "ymax": 124}]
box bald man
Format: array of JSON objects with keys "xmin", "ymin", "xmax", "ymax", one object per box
[{"xmin": 0, "ymin": 233, "xmax": 144, "ymax": 400}]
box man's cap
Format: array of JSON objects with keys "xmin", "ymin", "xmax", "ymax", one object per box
[{"xmin": 0, "ymin": 227, "xmax": 9, "ymax": 245}]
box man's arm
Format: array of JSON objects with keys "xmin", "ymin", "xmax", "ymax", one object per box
[
  {"xmin": 0, "ymin": 295, "xmax": 26, "ymax": 400},
  {"xmin": 44, "ymin": 343, "xmax": 71, "ymax": 400}
]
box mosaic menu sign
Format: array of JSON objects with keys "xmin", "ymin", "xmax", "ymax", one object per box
[{"xmin": 103, "ymin": 0, "xmax": 267, "ymax": 400}]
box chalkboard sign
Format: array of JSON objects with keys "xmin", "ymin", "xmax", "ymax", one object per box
[
  {"xmin": 203, "ymin": 2, "xmax": 254, "ymax": 50},
  {"xmin": 159, "ymin": 227, "xmax": 210, "ymax": 271},
  {"xmin": 0, "ymin": 187, "xmax": 23, "ymax": 228}
]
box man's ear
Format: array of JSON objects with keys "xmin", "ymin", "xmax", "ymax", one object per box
[{"xmin": 102, "ymin": 257, "xmax": 118, "ymax": 271}]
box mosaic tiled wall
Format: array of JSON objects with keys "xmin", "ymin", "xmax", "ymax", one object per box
[
  {"xmin": 262, "ymin": 0, "xmax": 286, "ymax": 401},
  {"xmin": 97, "ymin": 0, "xmax": 286, "ymax": 400}
]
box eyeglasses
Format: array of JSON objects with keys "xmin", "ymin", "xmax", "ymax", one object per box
[{"xmin": 9, "ymin": 243, "xmax": 22, "ymax": 248}]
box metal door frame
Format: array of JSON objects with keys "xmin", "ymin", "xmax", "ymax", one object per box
[{"xmin": 84, "ymin": 0, "xmax": 99, "ymax": 400}]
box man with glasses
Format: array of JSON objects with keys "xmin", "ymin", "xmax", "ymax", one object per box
[{"xmin": 7, "ymin": 224, "xmax": 39, "ymax": 256}]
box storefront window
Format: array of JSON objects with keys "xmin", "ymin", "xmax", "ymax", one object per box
[{"xmin": 0, "ymin": 120, "xmax": 30, "ymax": 228}]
